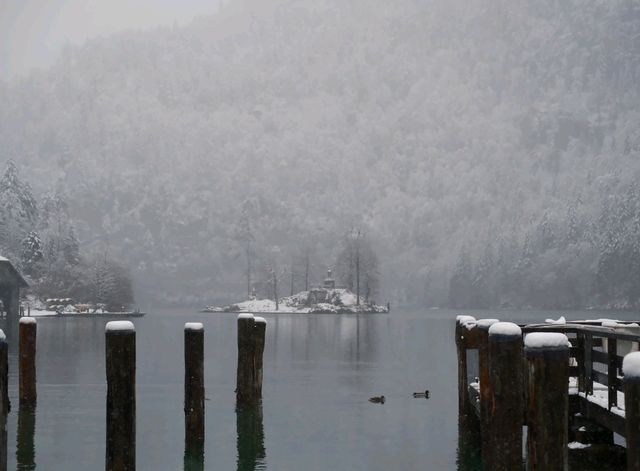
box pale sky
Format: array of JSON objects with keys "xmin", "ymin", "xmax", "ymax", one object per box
[{"xmin": 0, "ymin": 0, "xmax": 223, "ymax": 81}]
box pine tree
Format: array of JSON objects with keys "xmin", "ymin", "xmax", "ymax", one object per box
[
  {"xmin": 0, "ymin": 160, "xmax": 38, "ymax": 257},
  {"xmin": 21, "ymin": 231, "xmax": 44, "ymax": 278}
]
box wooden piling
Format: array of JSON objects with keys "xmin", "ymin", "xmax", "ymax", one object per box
[
  {"xmin": 487, "ymin": 322, "xmax": 523, "ymax": 471},
  {"xmin": 19, "ymin": 317, "xmax": 37, "ymax": 407},
  {"xmin": 476, "ymin": 318, "xmax": 499, "ymax": 465},
  {"xmin": 184, "ymin": 322, "xmax": 205, "ymax": 461},
  {"xmin": 623, "ymin": 352, "xmax": 640, "ymax": 471},
  {"xmin": 254, "ymin": 317, "xmax": 266, "ymax": 398},
  {"xmin": 524, "ymin": 332, "xmax": 570, "ymax": 471},
  {"xmin": 105, "ymin": 321, "xmax": 136, "ymax": 471},
  {"xmin": 0, "ymin": 329, "xmax": 7, "ymax": 471},
  {"xmin": 237, "ymin": 314, "xmax": 256, "ymax": 406},
  {"xmin": 456, "ymin": 316, "xmax": 476, "ymax": 415},
  {"xmin": 0, "ymin": 330, "xmax": 8, "ymax": 416}
]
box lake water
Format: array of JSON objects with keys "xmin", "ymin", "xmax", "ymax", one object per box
[{"xmin": 1, "ymin": 308, "xmax": 636, "ymax": 470}]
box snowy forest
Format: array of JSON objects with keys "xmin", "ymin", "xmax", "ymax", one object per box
[
  {"xmin": 0, "ymin": 161, "xmax": 134, "ymax": 310},
  {"xmin": 1, "ymin": 0, "xmax": 640, "ymax": 309}
]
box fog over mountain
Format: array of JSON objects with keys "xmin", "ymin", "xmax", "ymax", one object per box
[{"xmin": 1, "ymin": 0, "xmax": 640, "ymax": 308}]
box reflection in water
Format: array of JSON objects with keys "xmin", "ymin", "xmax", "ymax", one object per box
[
  {"xmin": 236, "ymin": 403, "xmax": 266, "ymax": 471},
  {"xmin": 0, "ymin": 413, "xmax": 6, "ymax": 471},
  {"xmin": 456, "ymin": 409, "xmax": 481, "ymax": 471},
  {"xmin": 183, "ymin": 444, "xmax": 204, "ymax": 471},
  {"xmin": 183, "ymin": 418, "xmax": 205, "ymax": 471},
  {"xmin": 17, "ymin": 406, "xmax": 36, "ymax": 471}
]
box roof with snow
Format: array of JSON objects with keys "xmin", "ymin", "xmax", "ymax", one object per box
[{"xmin": 0, "ymin": 256, "xmax": 29, "ymax": 288}]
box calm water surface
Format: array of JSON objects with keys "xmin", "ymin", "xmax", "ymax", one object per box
[{"xmin": 3, "ymin": 308, "xmax": 637, "ymax": 470}]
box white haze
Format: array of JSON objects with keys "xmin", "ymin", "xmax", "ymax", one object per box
[
  {"xmin": 1, "ymin": 0, "xmax": 640, "ymax": 309},
  {"xmin": 0, "ymin": 0, "xmax": 223, "ymax": 80}
]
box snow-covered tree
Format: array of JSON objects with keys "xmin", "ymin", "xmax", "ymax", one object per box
[
  {"xmin": 20, "ymin": 231, "xmax": 44, "ymax": 279},
  {"xmin": 0, "ymin": 160, "xmax": 38, "ymax": 257}
]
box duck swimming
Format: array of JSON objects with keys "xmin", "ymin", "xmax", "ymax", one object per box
[
  {"xmin": 369, "ymin": 395, "xmax": 385, "ymax": 404},
  {"xmin": 413, "ymin": 390, "xmax": 430, "ymax": 398}
]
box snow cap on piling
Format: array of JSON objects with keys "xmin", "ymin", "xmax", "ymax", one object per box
[
  {"xmin": 456, "ymin": 315, "xmax": 476, "ymax": 325},
  {"xmin": 476, "ymin": 318, "xmax": 500, "ymax": 331},
  {"xmin": 105, "ymin": 321, "xmax": 135, "ymax": 333},
  {"xmin": 488, "ymin": 322, "xmax": 522, "ymax": 341},
  {"xmin": 184, "ymin": 322, "xmax": 204, "ymax": 331},
  {"xmin": 237, "ymin": 314, "xmax": 254, "ymax": 320},
  {"xmin": 19, "ymin": 317, "xmax": 36, "ymax": 325},
  {"xmin": 254, "ymin": 316, "xmax": 267, "ymax": 324},
  {"xmin": 0, "ymin": 329, "xmax": 5, "ymax": 342},
  {"xmin": 524, "ymin": 332, "xmax": 570, "ymax": 355},
  {"xmin": 623, "ymin": 352, "xmax": 640, "ymax": 381}
]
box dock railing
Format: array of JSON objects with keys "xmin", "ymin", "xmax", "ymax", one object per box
[{"xmin": 456, "ymin": 316, "xmax": 640, "ymax": 470}]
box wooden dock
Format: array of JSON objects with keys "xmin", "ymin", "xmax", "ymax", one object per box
[{"xmin": 456, "ymin": 317, "xmax": 640, "ymax": 470}]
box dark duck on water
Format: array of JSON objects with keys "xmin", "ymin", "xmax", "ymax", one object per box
[{"xmin": 412, "ymin": 390, "xmax": 430, "ymax": 398}]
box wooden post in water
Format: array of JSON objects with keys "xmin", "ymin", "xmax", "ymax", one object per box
[
  {"xmin": 476, "ymin": 318, "xmax": 499, "ymax": 465},
  {"xmin": 19, "ymin": 317, "xmax": 37, "ymax": 407},
  {"xmin": 105, "ymin": 321, "xmax": 136, "ymax": 471},
  {"xmin": 184, "ymin": 322, "xmax": 205, "ymax": 463},
  {"xmin": 0, "ymin": 329, "xmax": 7, "ymax": 471},
  {"xmin": 0, "ymin": 330, "xmax": 8, "ymax": 416},
  {"xmin": 237, "ymin": 314, "xmax": 256, "ymax": 406},
  {"xmin": 524, "ymin": 332, "xmax": 570, "ymax": 471},
  {"xmin": 487, "ymin": 322, "xmax": 523, "ymax": 471},
  {"xmin": 455, "ymin": 316, "xmax": 476, "ymax": 415},
  {"xmin": 623, "ymin": 352, "xmax": 640, "ymax": 471},
  {"xmin": 254, "ymin": 317, "xmax": 266, "ymax": 398}
]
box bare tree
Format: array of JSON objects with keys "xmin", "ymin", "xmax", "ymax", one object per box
[{"xmin": 336, "ymin": 229, "xmax": 379, "ymax": 304}]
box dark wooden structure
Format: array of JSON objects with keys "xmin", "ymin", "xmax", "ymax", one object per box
[
  {"xmin": 0, "ymin": 257, "xmax": 28, "ymax": 335},
  {"xmin": 236, "ymin": 314, "xmax": 267, "ymax": 407},
  {"xmin": 184, "ymin": 322, "xmax": 205, "ymax": 466},
  {"xmin": 105, "ymin": 321, "xmax": 136, "ymax": 471},
  {"xmin": 456, "ymin": 318, "xmax": 640, "ymax": 470},
  {"xmin": 19, "ymin": 318, "xmax": 37, "ymax": 407}
]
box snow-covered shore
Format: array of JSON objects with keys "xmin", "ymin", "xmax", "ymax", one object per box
[
  {"xmin": 27, "ymin": 309, "xmax": 145, "ymax": 318},
  {"xmin": 202, "ymin": 288, "xmax": 389, "ymax": 314}
]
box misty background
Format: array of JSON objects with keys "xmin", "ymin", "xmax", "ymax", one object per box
[{"xmin": 1, "ymin": 0, "xmax": 640, "ymax": 309}]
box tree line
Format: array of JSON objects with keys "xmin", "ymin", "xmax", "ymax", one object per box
[
  {"xmin": 1, "ymin": 0, "xmax": 639, "ymax": 307},
  {"xmin": 0, "ymin": 161, "xmax": 134, "ymax": 310},
  {"xmin": 448, "ymin": 182, "xmax": 640, "ymax": 310}
]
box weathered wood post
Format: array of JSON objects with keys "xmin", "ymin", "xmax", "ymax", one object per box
[
  {"xmin": 0, "ymin": 329, "xmax": 7, "ymax": 471},
  {"xmin": 237, "ymin": 314, "xmax": 256, "ymax": 406},
  {"xmin": 19, "ymin": 317, "xmax": 37, "ymax": 407},
  {"xmin": 254, "ymin": 317, "xmax": 266, "ymax": 398},
  {"xmin": 524, "ymin": 332, "xmax": 570, "ymax": 471},
  {"xmin": 105, "ymin": 321, "xmax": 136, "ymax": 471},
  {"xmin": 487, "ymin": 322, "xmax": 523, "ymax": 471},
  {"xmin": 476, "ymin": 318, "xmax": 499, "ymax": 464},
  {"xmin": 0, "ymin": 330, "xmax": 8, "ymax": 416},
  {"xmin": 456, "ymin": 316, "xmax": 476, "ymax": 415},
  {"xmin": 184, "ymin": 322, "xmax": 205, "ymax": 465},
  {"xmin": 623, "ymin": 352, "xmax": 640, "ymax": 470}
]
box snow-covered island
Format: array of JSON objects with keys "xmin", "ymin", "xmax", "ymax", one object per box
[{"xmin": 202, "ymin": 288, "xmax": 389, "ymax": 314}]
